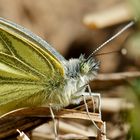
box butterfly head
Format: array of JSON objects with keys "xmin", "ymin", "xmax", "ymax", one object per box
[
  {"xmin": 79, "ymin": 54, "xmax": 99, "ymax": 77},
  {"xmin": 65, "ymin": 21, "xmax": 135, "ymax": 82},
  {"xmin": 65, "ymin": 54, "xmax": 99, "ymax": 81},
  {"xmin": 79, "ymin": 55, "xmax": 100, "ymax": 82}
]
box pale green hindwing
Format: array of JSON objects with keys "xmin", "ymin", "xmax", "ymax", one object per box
[{"xmin": 0, "ymin": 18, "xmax": 66, "ymax": 115}]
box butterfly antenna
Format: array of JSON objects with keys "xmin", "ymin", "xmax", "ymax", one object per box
[{"xmin": 86, "ymin": 21, "xmax": 135, "ymax": 61}]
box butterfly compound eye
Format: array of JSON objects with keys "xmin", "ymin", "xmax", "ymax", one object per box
[{"xmin": 80, "ymin": 63, "xmax": 90, "ymax": 74}]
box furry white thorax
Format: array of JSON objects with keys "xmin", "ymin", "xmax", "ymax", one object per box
[{"xmin": 62, "ymin": 57, "xmax": 99, "ymax": 106}]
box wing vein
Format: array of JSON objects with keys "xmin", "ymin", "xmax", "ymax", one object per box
[
  {"xmin": 0, "ymin": 33, "xmax": 15, "ymax": 56},
  {"xmin": 0, "ymin": 52, "xmax": 47, "ymax": 79}
]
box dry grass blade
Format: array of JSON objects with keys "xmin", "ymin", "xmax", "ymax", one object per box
[
  {"xmin": 0, "ymin": 107, "xmax": 103, "ymax": 139},
  {"xmin": 17, "ymin": 129, "xmax": 30, "ymax": 140},
  {"xmin": 0, "ymin": 107, "xmax": 102, "ymax": 123},
  {"xmin": 91, "ymin": 71, "xmax": 140, "ymax": 90}
]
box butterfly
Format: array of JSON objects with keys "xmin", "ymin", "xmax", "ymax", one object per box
[{"xmin": 0, "ymin": 18, "xmax": 134, "ymax": 115}]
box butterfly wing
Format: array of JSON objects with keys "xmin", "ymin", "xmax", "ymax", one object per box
[{"xmin": 0, "ymin": 18, "xmax": 66, "ymax": 115}]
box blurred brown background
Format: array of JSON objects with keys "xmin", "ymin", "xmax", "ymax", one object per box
[{"xmin": 0, "ymin": 0, "xmax": 132, "ymax": 73}]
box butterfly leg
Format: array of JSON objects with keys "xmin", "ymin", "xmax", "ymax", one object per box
[
  {"xmin": 71, "ymin": 84, "xmax": 102, "ymax": 132},
  {"xmin": 83, "ymin": 83, "xmax": 101, "ymax": 116},
  {"xmin": 82, "ymin": 85, "xmax": 108, "ymax": 140},
  {"xmin": 71, "ymin": 84, "xmax": 101, "ymax": 116},
  {"xmin": 82, "ymin": 94, "xmax": 102, "ymax": 131},
  {"xmin": 83, "ymin": 91, "xmax": 101, "ymax": 117},
  {"xmin": 49, "ymin": 105, "xmax": 59, "ymax": 140}
]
